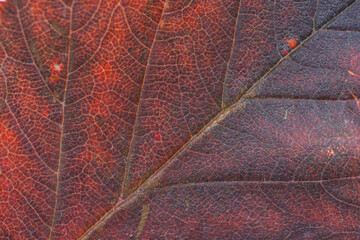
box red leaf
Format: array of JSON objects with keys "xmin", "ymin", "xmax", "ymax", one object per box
[{"xmin": 0, "ymin": 0, "xmax": 359, "ymax": 239}]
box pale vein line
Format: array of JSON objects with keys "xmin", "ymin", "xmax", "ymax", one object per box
[
  {"xmin": 69, "ymin": 3, "xmax": 120, "ymax": 74},
  {"xmin": 221, "ymin": 0, "xmax": 242, "ymax": 109},
  {"xmin": 121, "ymin": 5, "xmax": 148, "ymax": 50},
  {"xmin": 73, "ymin": 0, "xmax": 102, "ymax": 33},
  {"xmin": 16, "ymin": 6, "xmax": 62, "ymax": 104},
  {"xmin": 121, "ymin": 0, "xmax": 168, "ymax": 197},
  {"xmin": 48, "ymin": 0, "xmax": 74, "ymax": 238}
]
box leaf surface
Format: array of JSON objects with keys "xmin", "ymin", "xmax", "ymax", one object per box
[{"xmin": 0, "ymin": 0, "xmax": 359, "ymax": 239}]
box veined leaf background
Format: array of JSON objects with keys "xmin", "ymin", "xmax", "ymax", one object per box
[{"xmin": 0, "ymin": 0, "xmax": 359, "ymax": 239}]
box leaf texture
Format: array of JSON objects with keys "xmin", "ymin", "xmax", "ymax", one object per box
[{"xmin": 0, "ymin": 0, "xmax": 359, "ymax": 239}]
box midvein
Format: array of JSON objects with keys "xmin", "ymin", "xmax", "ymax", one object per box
[
  {"xmin": 48, "ymin": 1, "xmax": 74, "ymax": 239},
  {"xmin": 79, "ymin": 1, "xmax": 359, "ymax": 239}
]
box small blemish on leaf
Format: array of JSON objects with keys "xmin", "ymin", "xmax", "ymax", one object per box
[
  {"xmin": 51, "ymin": 58, "xmax": 64, "ymax": 73},
  {"xmin": 52, "ymin": 63, "xmax": 63, "ymax": 72},
  {"xmin": 287, "ymin": 38, "xmax": 297, "ymax": 49},
  {"xmin": 154, "ymin": 131, "xmax": 162, "ymax": 141},
  {"xmin": 283, "ymin": 36, "xmax": 298, "ymax": 49},
  {"xmin": 49, "ymin": 75, "xmax": 59, "ymax": 84},
  {"xmin": 42, "ymin": 109, "xmax": 48, "ymax": 118},
  {"xmin": 326, "ymin": 149, "xmax": 335, "ymax": 157}
]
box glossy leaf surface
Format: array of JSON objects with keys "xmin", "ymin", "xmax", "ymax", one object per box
[{"xmin": 0, "ymin": 0, "xmax": 359, "ymax": 239}]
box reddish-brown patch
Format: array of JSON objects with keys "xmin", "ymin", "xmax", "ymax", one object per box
[
  {"xmin": 48, "ymin": 74, "xmax": 60, "ymax": 84},
  {"xmin": 42, "ymin": 109, "xmax": 49, "ymax": 118},
  {"xmin": 154, "ymin": 131, "xmax": 162, "ymax": 142},
  {"xmin": 0, "ymin": 119, "xmax": 15, "ymax": 143}
]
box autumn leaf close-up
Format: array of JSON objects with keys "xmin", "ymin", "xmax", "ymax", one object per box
[{"xmin": 0, "ymin": 0, "xmax": 360, "ymax": 239}]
